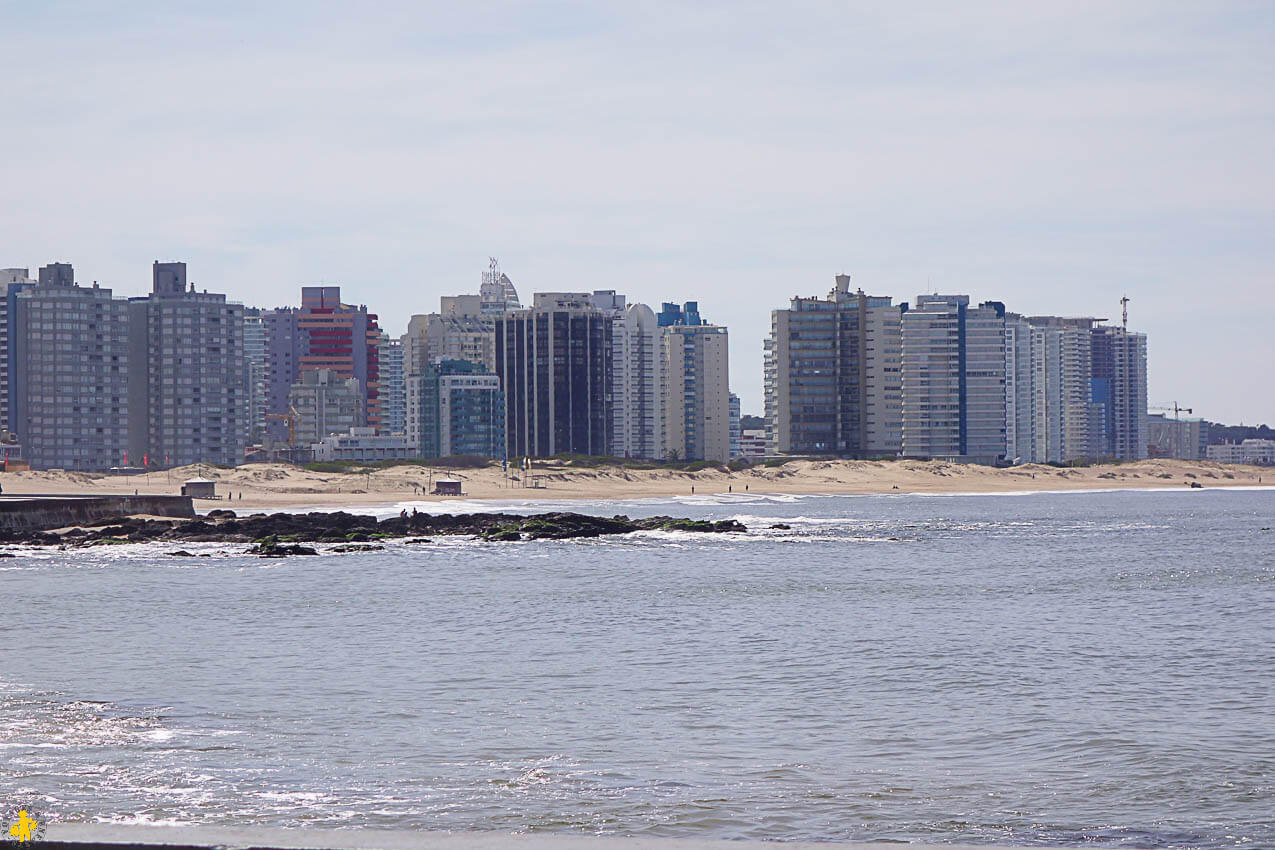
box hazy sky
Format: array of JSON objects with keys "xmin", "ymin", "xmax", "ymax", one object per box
[{"xmin": 3, "ymin": 2, "xmax": 1272, "ymax": 422}]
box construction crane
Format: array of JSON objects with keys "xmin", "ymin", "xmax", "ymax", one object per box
[
  {"xmin": 1150, "ymin": 402, "xmax": 1194, "ymax": 459},
  {"xmin": 264, "ymin": 409, "xmax": 297, "ymax": 447},
  {"xmin": 1150, "ymin": 402, "xmax": 1193, "ymax": 420}
]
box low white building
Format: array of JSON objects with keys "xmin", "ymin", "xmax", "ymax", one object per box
[
  {"xmin": 738, "ymin": 429, "xmax": 767, "ymax": 459},
  {"xmin": 1207, "ymin": 439, "xmax": 1275, "ymax": 465},
  {"xmin": 312, "ymin": 427, "xmax": 415, "ymax": 463}
]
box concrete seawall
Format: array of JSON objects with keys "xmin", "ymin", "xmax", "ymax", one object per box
[
  {"xmin": 40, "ymin": 824, "xmax": 1106, "ymax": 850},
  {"xmin": 0, "ymin": 494, "xmax": 195, "ymax": 531}
]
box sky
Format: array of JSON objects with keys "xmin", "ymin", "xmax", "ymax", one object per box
[{"xmin": 2, "ymin": 1, "xmax": 1272, "ymax": 423}]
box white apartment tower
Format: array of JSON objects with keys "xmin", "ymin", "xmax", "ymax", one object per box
[
  {"xmin": 592, "ymin": 291, "xmax": 664, "ymax": 460},
  {"xmin": 1027, "ymin": 316, "xmax": 1099, "ymax": 463},
  {"xmin": 377, "ymin": 333, "xmax": 406, "ymax": 435},
  {"xmin": 1004, "ymin": 314, "xmax": 1035, "ymax": 464},
  {"xmin": 14, "ymin": 264, "xmax": 132, "ymax": 470},
  {"xmin": 128, "ymin": 262, "xmax": 247, "ymax": 468},
  {"xmin": 243, "ymin": 308, "xmax": 268, "ymax": 445},
  {"xmin": 662, "ymin": 324, "xmax": 730, "ymax": 462},
  {"xmin": 900, "ymin": 295, "xmax": 1006, "ymax": 464}
]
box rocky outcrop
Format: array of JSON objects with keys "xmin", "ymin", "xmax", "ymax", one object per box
[{"xmin": 0, "ymin": 509, "xmax": 746, "ymax": 551}]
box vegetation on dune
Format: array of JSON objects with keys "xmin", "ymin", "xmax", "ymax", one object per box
[{"xmin": 300, "ymin": 455, "xmax": 493, "ymax": 474}]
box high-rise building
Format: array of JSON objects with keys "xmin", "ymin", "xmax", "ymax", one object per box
[
  {"xmin": 127, "ymin": 261, "xmax": 246, "ymax": 468},
  {"xmin": 592, "ymin": 292, "xmax": 663, "ymax": 460},
  {"xmin": 288, "ymin": 368, "xmax": 363, "ymax": 448},
  {"xmin": 1026, "ymin": 316, "xmax": 1099, "ymax": 463},
  {"xmin": 764, "ymin": 275, "xmax": 902, "ymax": 457},
  {"xmin": 729, "ymin": 393, "xmax": 741, "ymax": 459},
  {"xmin": 14, "ymin": 264, "xmax": 132, "ymax": 470},
  {"xmin": 1091, "ymin": 325, "xmax": 1148, "ymax": 460},
  {"xmin": 262, "ymin": 306, "xmax": 301, "ymax": 444},
  {"xmin": 1003, "ymin": 314, "xmax": 1035, "ymax": 464},
  {"xmin": 402, "ymin": 295, "xmax": 496, "ymax": 378},
  {"xmin": 298, "ymin": 286, "xmax": 382, "ymax": 432},
  {"xmin": 496, "ymin": 292, "xmax": 612, "ymax": 458},
  {"xmin": 900, "ymin": 295, "xmax": 1006, "ymax": 464},
  {"xmin": 377, "ymin": 333, "xmax": 406, "ymax": 436},
  {"xmin": 662, "ymin": 323, "xmax": 730, "ymax": 462},
  {"xmin": 0, "ymin": 268, "xmax": 36, "ymax": 434},
  {"xmin": 243, "ymin": 308, "xmax": 267, "ymax": 445},
  {"xmin": 406, "ymin": 358, "xmax": 505, "ymax": 459}
]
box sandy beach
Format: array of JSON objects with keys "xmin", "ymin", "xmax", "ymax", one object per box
[{"xmin": 1, "ymin": 457, "xmax": 1268, "ymax": 511}]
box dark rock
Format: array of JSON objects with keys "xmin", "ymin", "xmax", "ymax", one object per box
[
  {"xmin": 331, "ymin": 544, "xmax": 385, "ymax": 553},
  {"xmin": 206, "ymin": 509, "xmax": 237, "ymax": 519},
  {"xmin": 83, "ymin": 515, "xmax": 130, "ymax": 528},
  {"xmin": 405, "ymin": 538, "xmax": 432, "ymax": 544},
  {"xmin": 246, "ymin": 536, "xmax": 319, "ymax": 557},
  {"xmin": 641, "ymin": 517, "xmax": 747, "ymax": 534},
  {"xmin": 769, "ymin": 523, "xmax": 792, "ymax": 530},
  {"xmin": 482, "ymin": 528, "xmax": 522, "ymax": 542},
  {"xmin": 82, "ymin": 537, "xmax": 132, "ymax": 547},
  {"xmin": 167, "ymin": 550, "xmax": 196, "ymax": 557}
]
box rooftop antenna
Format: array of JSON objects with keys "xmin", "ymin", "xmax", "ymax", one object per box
[{"xmin": 1120, "ymin": 294, "xmax": 1129, "ymax": 334}]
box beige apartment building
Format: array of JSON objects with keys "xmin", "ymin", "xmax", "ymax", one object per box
[{"xmin": 662, "ymin": 323, "xmax": 730, "ymax": 463}]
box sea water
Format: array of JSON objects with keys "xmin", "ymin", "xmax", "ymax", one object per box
[{"xmin": 2, "ymin": 488, "xmax": 1273, "ymax": 847}]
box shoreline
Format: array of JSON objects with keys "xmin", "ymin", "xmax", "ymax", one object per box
[{"xmin": 1, "ymin": 458, "xmax": 1268, "ymax": 513}]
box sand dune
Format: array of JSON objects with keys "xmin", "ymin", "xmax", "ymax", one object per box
[{"xmin": 1, "ymin": 457, "xmax": 1269, "ymax": 511}]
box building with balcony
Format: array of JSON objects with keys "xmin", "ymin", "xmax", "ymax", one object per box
[
  {"xmin": 288, "ymin": 368, "xmax": 363, "ymax": 449},
  {"xmin": 662, "ymin": 323, "xmax": 730, "ymax": 462},
  {"xmin": 900, "ymin": 295, "xmax": 1006, "ymax": 464},
  {"xmin": 127, "ymin": 261, "xmax": 246, "ymax": 468},
  {"xmin": 13, "ymin": 263, "xmax": 132, "ymax": 470},
  {"xmin": 765, "ymin": 275, "xmax": 902, "ymax": 457},
  {"xmin": 407, "ymin": 358, "xmax": 504, "ymax": 459}
]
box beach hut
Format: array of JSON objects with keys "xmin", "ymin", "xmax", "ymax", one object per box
[
  {"xmin": 181, "ymin": 477, "xmax": 217, "ymax": 499},
  {"xmin": 432, "ymin": 477, "xmax": 463, "ymax": 496}
]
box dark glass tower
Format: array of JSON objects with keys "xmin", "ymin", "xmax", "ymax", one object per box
[{"xmin": 496, "ymin": 294, "xmax": 612, "ymax": 458}]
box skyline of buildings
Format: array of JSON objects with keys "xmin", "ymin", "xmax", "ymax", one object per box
[
  {"xmin": 0, "ymin": 257, "xmax": 1232, "ymax": 470},
  {"xmin": 766, "ymin": 277, "xmax": 1152, "ymax": 468}
]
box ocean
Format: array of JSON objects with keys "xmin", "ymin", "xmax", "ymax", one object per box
[{"xmin": 2, "ymin": 488, "xmax": 1273, "ymax": 847}]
